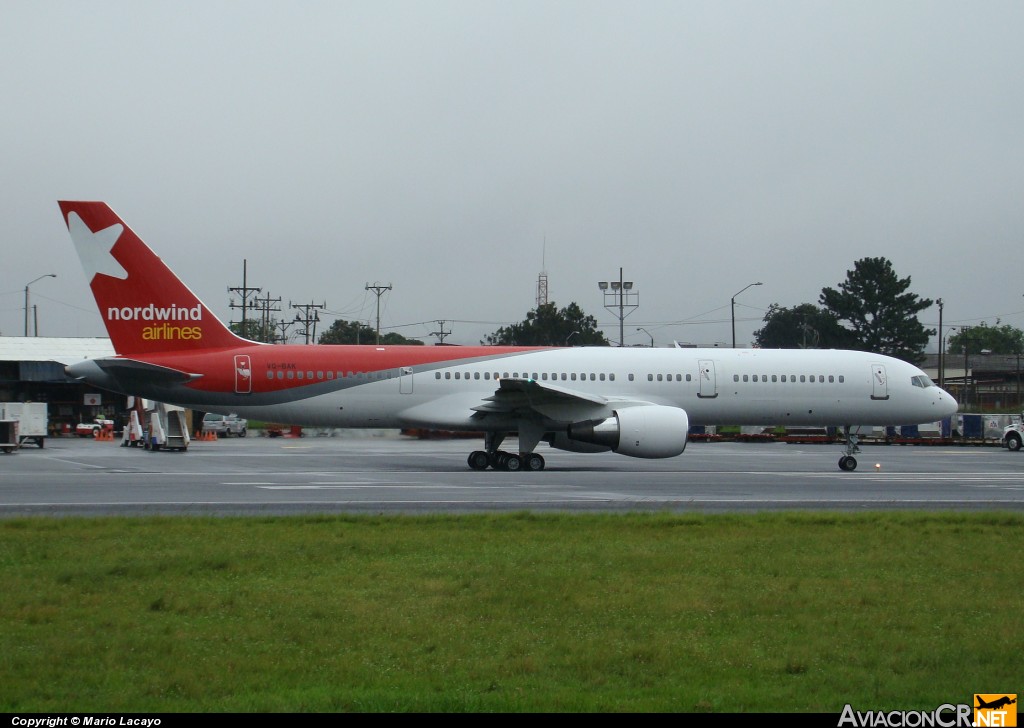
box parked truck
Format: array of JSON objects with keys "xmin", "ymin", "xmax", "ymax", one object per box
[
  {"xmin": 1001, "ymin": 415, "xmax": 1024, "ymax": 451},
  {"xmin": 0, "ymin": 402, "xmax": 48, "ymax": 448}
]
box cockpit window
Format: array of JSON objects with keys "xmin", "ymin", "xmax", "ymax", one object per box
[{"xmin": 911, "ymin": 375, "xmax": 935, "ymax": 388}]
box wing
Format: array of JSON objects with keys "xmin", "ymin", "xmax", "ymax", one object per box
[{"xmin": 472, "ymin": 377, "xmax": 624, "ymax": 423}]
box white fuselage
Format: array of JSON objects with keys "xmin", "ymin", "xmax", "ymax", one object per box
[{"xmin": 204, "ymin": 347, "xmax": 955, "ymax": 431}]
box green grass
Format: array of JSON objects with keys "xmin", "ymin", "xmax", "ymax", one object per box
[{"xmin": 1, "ymin": 512, "xmax": 1020, "ymax": 712}]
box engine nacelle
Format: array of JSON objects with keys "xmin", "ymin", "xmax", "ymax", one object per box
[{"xmin": 565, "ymin": 405, "xmax": 689, "ymax": 459}]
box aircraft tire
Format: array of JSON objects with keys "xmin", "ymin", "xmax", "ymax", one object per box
[
  {"xmin": 503, "ymin": 454, "xmax": 522, "ymax": 472},
  {"xmin": 524, "ymin": 453, "xmax": 545, "ymax": 471},
  {"xmin": 839, "ymin": 455, "xmax": 857, "ymax": 471},
  {"xmin": 468, "ymin": 451, "xmax": 489, "ymax": 470}
]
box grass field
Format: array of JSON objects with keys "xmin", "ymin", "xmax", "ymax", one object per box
[{"xmin": 1, "ymin": 512, "xmax": 1019, "ymax": 712}]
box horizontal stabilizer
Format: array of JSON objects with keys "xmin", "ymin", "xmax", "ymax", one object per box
[{"xmin": 65, "ymin": 357, "xmax": 202, "ymax": 392}]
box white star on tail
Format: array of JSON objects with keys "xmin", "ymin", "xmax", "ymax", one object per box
[{"xmin": 67, "ymin": 212, "xmax": 129, "ymax": 282}]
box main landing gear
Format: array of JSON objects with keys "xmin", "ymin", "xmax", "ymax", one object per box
[
  {"xmin": 467, "ymin": 432, "xmax": 546, "ymax": 472},
  {"xmin": 838, "ymin": 426, "xmax": 860, "ymax": 471}
]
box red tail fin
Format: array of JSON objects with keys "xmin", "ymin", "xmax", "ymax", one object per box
[{"xmin": 59, "ymin": 201, "xmax": 248, "ymax": 356}]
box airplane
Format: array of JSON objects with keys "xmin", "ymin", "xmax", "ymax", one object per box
[
  {"xmin": 976, "ymin": 696, "xmax": 1017, "ymax": 711},
  {"xmin": 58, "ymin": 201, "xmax": 959, "ymax": 472}
]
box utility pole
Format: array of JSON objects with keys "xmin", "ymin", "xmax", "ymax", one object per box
[
  {"xmin": 253, "ymin": 292, "xmax": 282, "ymax": 343},
  {"xmin": 291, "ymin": 301, "xmax": 325, "ymax": 345},
  {"xmin": 365, "ymin": 282, "xmax": 392, "ymax": 345},
  {"xmin": 274, "ymin": 317, "xmax": 296, "ymax": 344},
  {"xmin": 430, "ymin": 320, "xmax": 451, "ymax": 344},
  {"xmin": 228, "ymin": 259, "xmax": 261, "ymax": 335}
]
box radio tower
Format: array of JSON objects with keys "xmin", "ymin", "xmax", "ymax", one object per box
[{"xmin": 536, "ymin": 240, "xmax": 549, "ymax": 307}]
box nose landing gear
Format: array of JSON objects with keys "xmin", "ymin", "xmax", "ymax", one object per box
[{"xmin": 838, "ymin": 426, "xmax": 860, "ymax": 471}]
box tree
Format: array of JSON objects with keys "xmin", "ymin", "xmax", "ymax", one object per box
[
  {"xmin": 947, "ymin": 321, "xmax": 1024, "ymax": 355},
  {"xmin": 230, "ymin": 318, "xmax": 275, "ymax": 343},
  {"xmin": 484, "ymin": 302, "xmax": 610, "ymax": 346},
  {"xmin": 819, "ymin": 257, "xmax": 934, "ymax": 363},
  {"xmin": 753, "ymin": 303, "xmax": 855, "ymax": 349},
  {"xmin": 318, "ymin": 319, "xmax": 423, "ymax": 345}
]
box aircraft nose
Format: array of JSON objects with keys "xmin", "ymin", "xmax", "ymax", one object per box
[{"xmin": 939, "ymin": 388, "xmax": 959, "ymax": 417}]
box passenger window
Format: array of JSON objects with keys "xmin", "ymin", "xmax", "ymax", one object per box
[
  {"xmin": 297, "ymin": 371, "xmax": 304, "ymax": 380},
  {"xmin": 771, "ymin": 375, "xmax": 777, "ymax": 382},
  {"xmin": 599, "ymin": 373, "xmax": 606, "ymax": 381},
  {"xmin": 445, "ymin": 372, "xmax": 451, "ymax": 379},
  {"xmin": 474, "ymin": 372, "xmax": 480, "ymax": 380},
  {"xmin": 743, "ymin": 375, "xmax": 748, "ymax": 382},
  {"xmin": 839, "ymin": 375, "xmax": 845, "ymax": 383},
  {"xmin": 571, "ymin": 373, "xmax": 577, "ymax": 381},
  {"xmin": 277, "ymin": 371, "xmax": 284, "ymax": 379},
  {"xmin": 287, "ymin": 371, "xmax": 294, "ymax": 379},
  {"xmin": 685, "ymin": 374, "xmax": 691, "ymax": 382},
  {"xmin": 829, "ymin": 375, "xmax": 834, "ymax": 383},
  {"xmin": 628, "ymin": 373, "xmax": 634, "ymax": 381},
  {"xmin": 266, "ymin": 371, "xmax": 274, "ymax": 379},
  {"xmin": 657, "ymin": 374, "xmax": 663, "ymax": 382},
  {"xmin": 435, "ymin": 372, "xmax": 441, "ymax": 379},
  {"xmin": 609, "ymin": 374, "xmax": 615, "ymax": 381},
  {"xmin": 647, "ymin": 374, "xmax": 654, "ymax": 381}
]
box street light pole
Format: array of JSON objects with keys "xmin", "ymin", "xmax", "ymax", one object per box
[
  {"xmin": 24, "ymin": 274, "xmax": 56, "ymax": 336},
  {"xmin": 963, "ymin": 327, "xmax": 971, "ymax": 410},
  {"xmin": 936, "ymin": 298, "xmax": 943, "ymax": 392},
  {"xmin": 731, "ymin": 282, "xmax": 762, "ymax": 348},
  {"xmin": 636, "ymin": 327, "xmax": 653, "ymax": 347}
]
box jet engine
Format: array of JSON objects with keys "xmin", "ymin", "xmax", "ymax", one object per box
[{"xmin": 564, "ymin": 405, "xmax": 689, "ymax": 458}]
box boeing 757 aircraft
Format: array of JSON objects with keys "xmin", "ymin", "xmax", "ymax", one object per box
[{"xmin": 59, "ymin": 201, "xmax": 958, "ymax": 472}]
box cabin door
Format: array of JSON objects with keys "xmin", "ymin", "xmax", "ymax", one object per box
[
  {"xmin": 697, "ymin": 359, "xmax": 718, "ymax": 398},
  {"xmin": 234, "ymin": 355, "xmax": 252, "ymax": 394},
  {"xmin": 399, "ymin": 367, "xmax": 414, "ymax": 394},
  {"xmin": 870, "ymin": 363, "xmax": 889, "ymax": 400}
]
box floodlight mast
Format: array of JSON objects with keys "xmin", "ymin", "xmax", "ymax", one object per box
[{"xmin": 597, "ymin": 268, "xmax": 638, "ymax": 347}]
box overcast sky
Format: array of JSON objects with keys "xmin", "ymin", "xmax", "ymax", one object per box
[{"xmin": 2, "ymin": 1, "xmax": 1022, "ymax": 349}]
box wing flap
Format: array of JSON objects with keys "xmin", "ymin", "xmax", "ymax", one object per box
[{"xmin": 472, "ymin": 377, "xmax": 615, "ymax": 422}]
